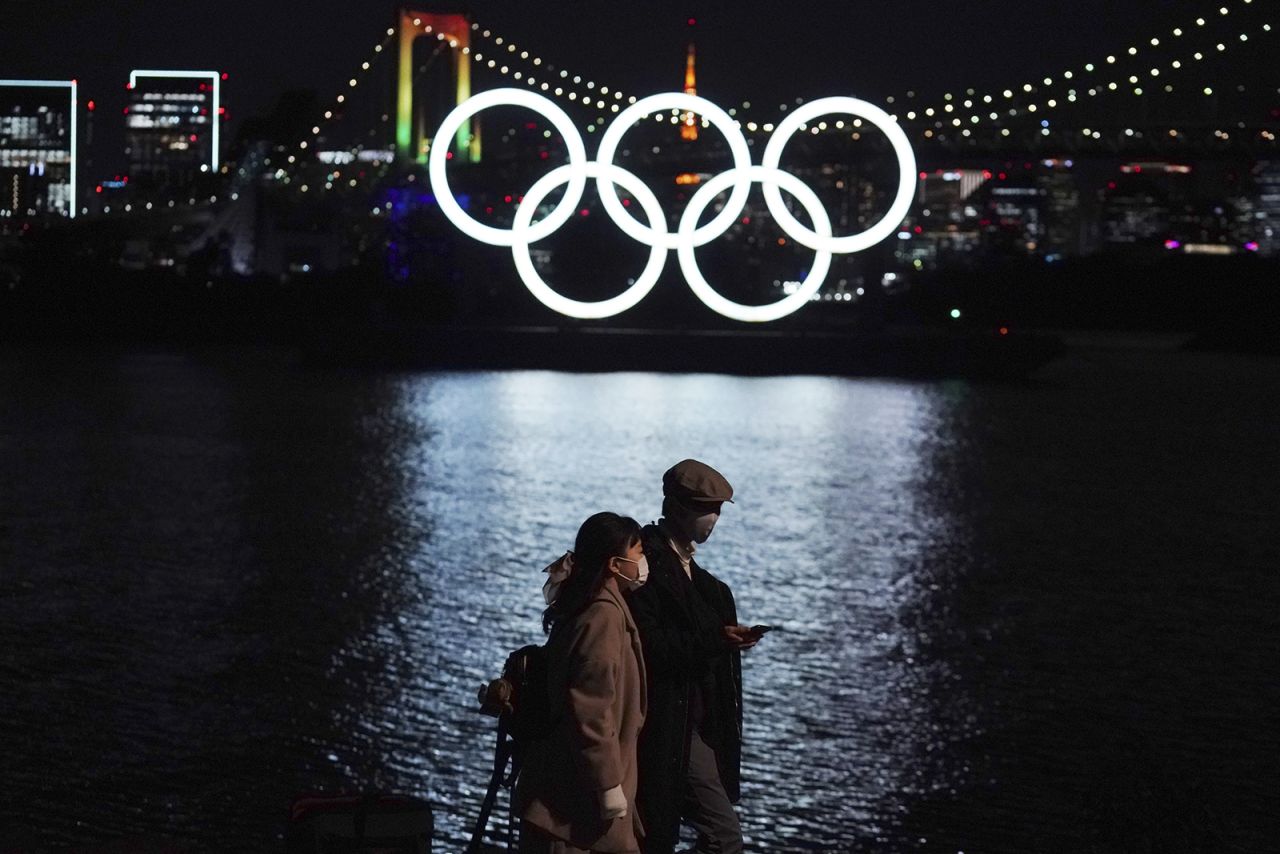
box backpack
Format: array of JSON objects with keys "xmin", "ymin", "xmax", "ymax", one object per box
[
  {"xmin": 466, "ymin": 636, "xmax": 561, "ymax": 854},
  {"xmin": 476, "ymin": 643, "xmax": 556, "ymax": 745}
]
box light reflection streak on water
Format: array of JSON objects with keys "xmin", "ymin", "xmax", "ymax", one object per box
[{"xmin": 375, "ymin": 372, "xmax": 974, "ymax": 850}]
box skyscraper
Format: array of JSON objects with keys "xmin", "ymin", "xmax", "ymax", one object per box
[
  {"xmin": 0, "ymin": 80, "xmax": 77, "ymax": 219},
  {"xmin": 124, "ymin": 71, "xmax": 221, "ymax": 193}
]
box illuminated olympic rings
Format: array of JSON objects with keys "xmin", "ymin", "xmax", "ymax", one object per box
[{"xmin": 428, "ymin": 88, "xmax": 917, "ymax": 322}]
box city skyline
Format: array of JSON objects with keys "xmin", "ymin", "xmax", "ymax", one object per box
[
  {"xmin": 6, "ymin": 1, "xmax": 1276, "ymax": 152},
  {"xmin": 2, "ymin": 0, "xmax": 1277, "ymax": 292}
]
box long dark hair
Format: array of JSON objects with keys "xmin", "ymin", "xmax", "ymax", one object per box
[{"xmin": 542, "ymin": 512, "xmax": 642, "ymax": 634}]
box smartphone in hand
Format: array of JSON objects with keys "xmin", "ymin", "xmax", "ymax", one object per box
[{"xmin": 748, "ymin": 624, "xmax": 773, "ymax": 637}]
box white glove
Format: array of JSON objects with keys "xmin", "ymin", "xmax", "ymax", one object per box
[{"xmin": 599, "ymin": 785, "xmax": 627, "ymax": 820}]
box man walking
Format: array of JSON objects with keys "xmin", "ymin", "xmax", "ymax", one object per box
[{"xmin": 625, "ymin": 460, "xmax": 762, "ymax": 854}]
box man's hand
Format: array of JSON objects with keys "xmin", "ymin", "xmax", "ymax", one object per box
[{"xmin": 722, "ymin": 624, "xmax": 760, "ymax": 650}]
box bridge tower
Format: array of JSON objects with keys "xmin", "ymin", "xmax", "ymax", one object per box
[{"xmin": 396, "ymin": 7, "xmax": 480, "ymax": 164}]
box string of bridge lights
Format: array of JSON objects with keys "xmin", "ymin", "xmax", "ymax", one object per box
[
  {"xmin": 731, "ymin": 0, "xmax": 1274, "ymax": 142},
  {"xmin": 466, "ymin": 1, "xmax": 1276, "ymax": 147},
  {"xmin": 283, "ymin": 0, "xmax": 1275, "ymax": 189},
  {"xmin": 890, "ymin": 1, "xmax": 1275, "ymax": 140},
  {"xmin": 282, "ymin": 28, "xmax": 397, "ymax": 173},
  {"xmin": 466, "ymin": 21, "xmax": 639, "ymax": 124},
  {"xmin": 86, "ymin": 3, "xmax": 1278, "ymax": 219}
]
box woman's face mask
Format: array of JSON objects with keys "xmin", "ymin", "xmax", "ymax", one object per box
[{"xmin": 610, "ymin": 555, "xmax": 649, "ymax": 591}]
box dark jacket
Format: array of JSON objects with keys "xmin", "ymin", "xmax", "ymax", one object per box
[{"xmin": 625, "ymin": 522, "xmax": 742, "ymax": 854}]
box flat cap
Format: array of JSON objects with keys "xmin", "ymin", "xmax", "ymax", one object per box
[{"xmin": 662, "ymin": 459, "xmax": 734, "ymax": 504}]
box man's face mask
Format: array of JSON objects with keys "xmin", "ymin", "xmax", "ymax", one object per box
[{"xmin": 689, "ymin": 511, "xmax": 718, "ymax": 543}]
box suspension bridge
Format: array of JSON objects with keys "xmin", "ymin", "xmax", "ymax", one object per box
[{"xmin": 33, "ymin": 0, "xmax": 1280, "ymax": 284}]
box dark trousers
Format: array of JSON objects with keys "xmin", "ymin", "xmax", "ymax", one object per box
[{"xmin": 680, "ymin": 730, "xmax": 744, "ymax": 854}]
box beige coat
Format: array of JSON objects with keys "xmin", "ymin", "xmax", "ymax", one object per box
[{"xmin": 517, "ymin": 578, "xmax": 648, "ymax": 853}]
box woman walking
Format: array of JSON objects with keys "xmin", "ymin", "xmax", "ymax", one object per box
[{"xmin": 517, "ymin": 512, "xmax": 650, "ymax": 854}]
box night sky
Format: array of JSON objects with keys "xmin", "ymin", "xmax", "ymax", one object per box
[{"xmin": 4, "ymin": 0, "xmax": 1273, "ymax": 170}]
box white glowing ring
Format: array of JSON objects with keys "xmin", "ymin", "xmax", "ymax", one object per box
[
  {"xmin": 428, "ymin": 90, "xmax": 920, "ymax": 323},
  {"xmin": 677, "ymin": 165, "xmax": 833, "ymax": 323},
  {"xmin": 428, "ymin": 88, "xmax": 588, "ymax": 247},
  {"xmin": 761, "ymin": 97, "xmax": 917, "ymax": 254},
  {"xmin": 511, "ymin": 160, "xmax": 668, "ymax": 319},
  {"xmin": 595, "ymin": 93, "xmax": 753, "ymax": 250}
]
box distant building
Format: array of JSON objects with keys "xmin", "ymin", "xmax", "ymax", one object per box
[
  {"xmin": 1037, "ymin": 160, "xmax": 1081, "ymax": 259},
  {"xmin": 1099, "ymin": 162, "xmax": 1194, "ymax": 247},
  {"xmin": 125, "ymin": 71, "xmax": 221, "ymax": 193},
  {"xmin": 898, "ymin": 169, "xmax": 987, "ymax": 268},
  {"xmin": 0, "ymin": 80, "xmax": 76, "ymax": 218},
  {"xmin": 1253, "ymin": 160, "xmax": 1280, "ymax": 256},
  {"xmin": 982, "ymin": 183, "xmax": 1047, "ymax": 254}
]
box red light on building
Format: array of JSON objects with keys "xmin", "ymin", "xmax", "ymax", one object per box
[
  {"xmin": 688, "ymin": 17, "xmax": 696, "ymax": 26},
  {"xmin": 997, "ymin": 172, "xmax": 1007, "ymax": 180},
  {"xmin": 217, "ymin": 106, "xmax": 226, "ymax": 115},
  {"xmin": 122, "ymin": 107, "xmax": 129, "ymax": 114},
  {"xmin": 999, "ymin": 326, "xmax": 1009, "ymax": 336},
  {"xmin": 221, "ymin": 72, "xmax": 228, "ymax": 80},
  {"xmin": 580, "ymin": 209, "xmax": 589, "ymax": 217},
  {"xmin": 95, "ymin": 185, "xmax": 103, "ymax": 194},
  {"xmin": 504, "ymin": 195, "xmax": 512, "ymax": 203},
  {"xmin": 86, "ymin": 100, "xmax": 95, "ymax": 111}
]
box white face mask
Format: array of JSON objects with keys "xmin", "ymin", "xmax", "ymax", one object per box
[
  {"xmin": 611, "ymin": 555, "xmax": 649, "ymax": 591},
  {"xmin": 690, "ymin": 512, "xmax": 718, "ymax": 544}
]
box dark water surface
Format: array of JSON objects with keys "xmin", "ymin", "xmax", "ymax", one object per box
[{"xmin": 2, "ymin": 345, "xmax": 1277, "ymax": 852}]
